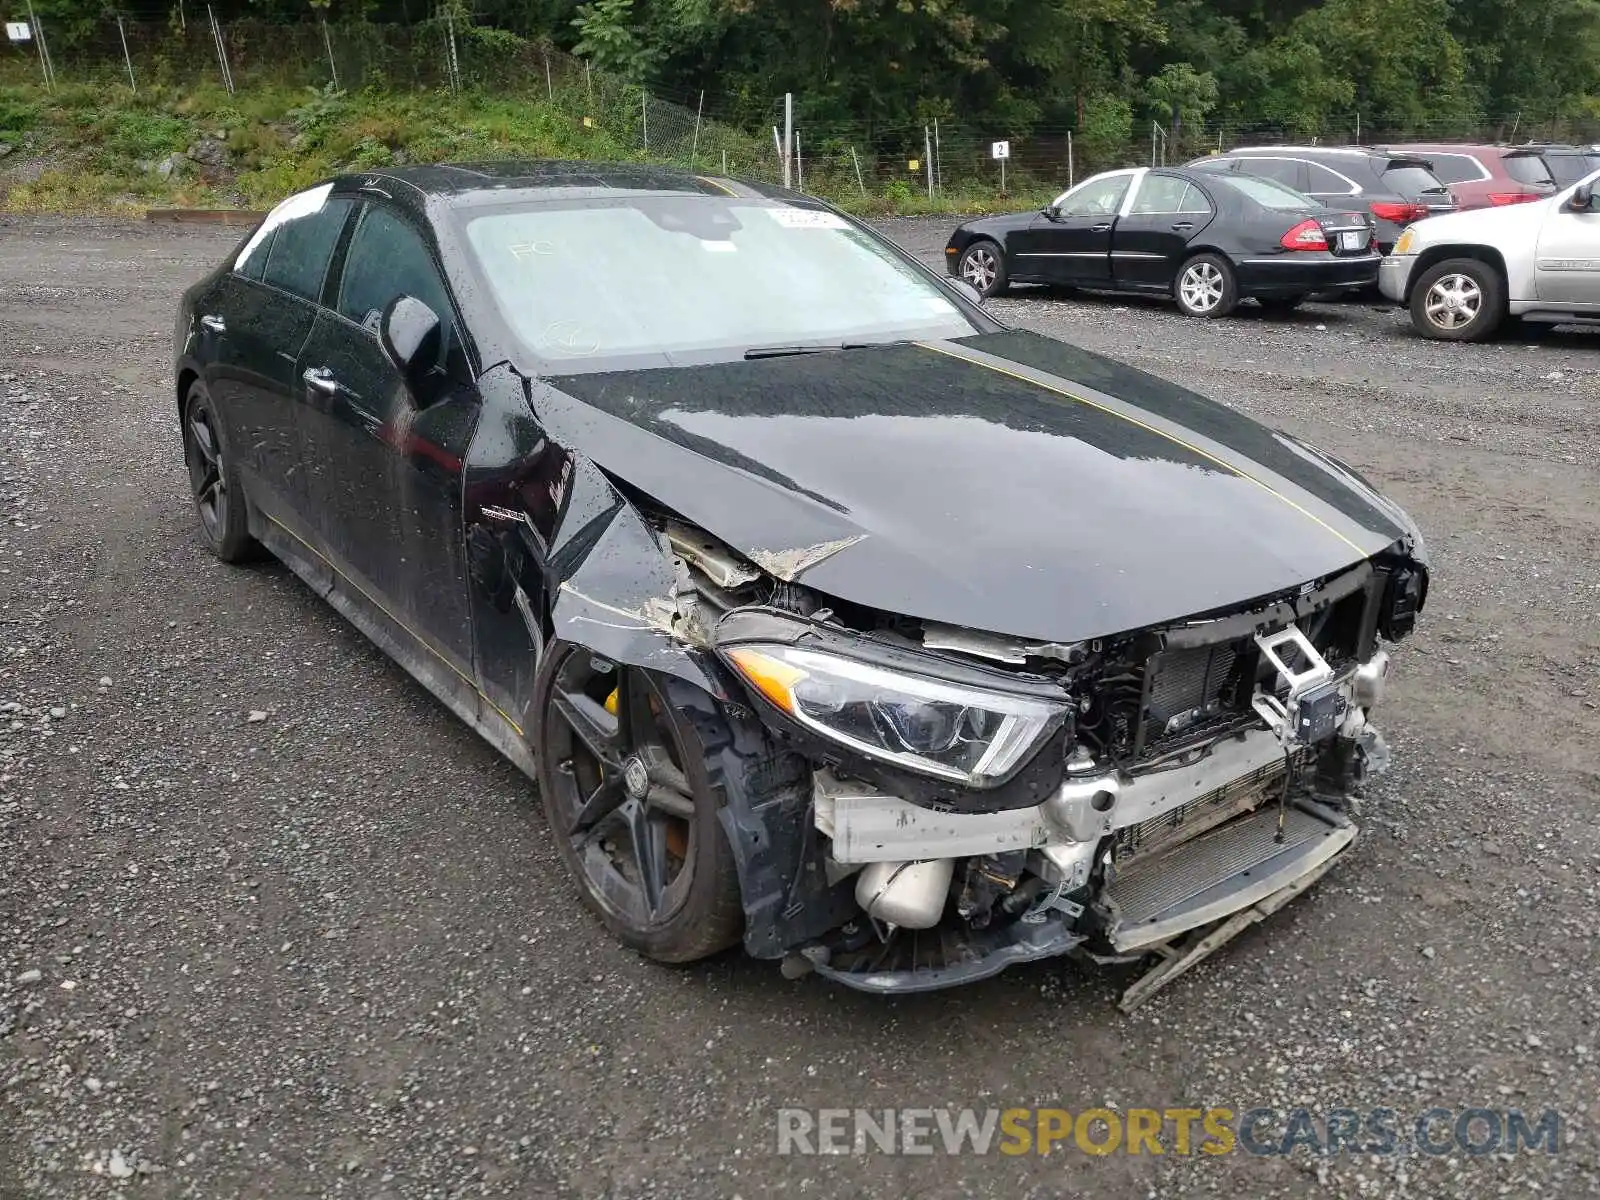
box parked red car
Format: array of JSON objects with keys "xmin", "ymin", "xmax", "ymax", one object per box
[{"xmin": 1380, "ymin": 143, "xmax": 1557, "ymax": 209}]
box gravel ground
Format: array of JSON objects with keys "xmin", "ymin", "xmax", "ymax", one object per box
[{"xmin": 2, "ymin": 213, "xmax": 1598, "ymax": 1199}]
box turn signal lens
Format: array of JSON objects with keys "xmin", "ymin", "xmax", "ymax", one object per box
[
  {"xmin": 723, "ymin": 647, "xmax": 806, "ymax": 714},
  {"xmin": 1280, "ymin": 219, "xmax": 1329, "ymax": 251},
  {"xmin": 1393, "ymin": 228, "xmax": 1415, "ymax": 255},
  {"xmin": 1488, "ymin": 192, "xmax": 1541, "ymax": 206}
]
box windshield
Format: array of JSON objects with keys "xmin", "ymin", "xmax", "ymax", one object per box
[
  {"xmin": 1210, "ymin": 172, "xmax": 1320, "ymax": 209},
  {"xmin": 458, "ymin": 196, "xmax": 977, "ymax": 369}
]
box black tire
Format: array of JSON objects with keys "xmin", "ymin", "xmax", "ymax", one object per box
[
  {"xmin": 180, "ymin": 380, "xmax": 256, "ymax": 563},
  {"xmin": 1257, "ymin": 294, "xmax": 1306, "ymax": 315},
  {"xmin": 957, "ymin": 239, "xmax": 1008, "ymax": 297},
  {"xmin": 531, "ymin": 641, "xmax": 743, "ymax": 963},
  {"xmin": 1409, "ymin": 257, "xmax": 1504, "ymax": 341},
  {"xmin": 1173, "ymin": 253, "xmax": 1239, "ymax": 318}
]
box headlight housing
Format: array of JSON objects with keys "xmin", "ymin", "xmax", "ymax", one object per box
[
  {"xmin": 723, "ymin": 643, "xmax": 1067, "ymax": 787},
  {"xmin": 1393, "ymin": 228, "xmax": 1416, "ymax": 255}
]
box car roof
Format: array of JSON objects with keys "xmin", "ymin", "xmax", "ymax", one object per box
[
  {"xmin": 1221, "ymin": 146, "xmax": 1382, "ymax": 158},
  {"xmin": 324, "ymin": 160, "xmax": 785, "ymax": 214},
  {"xmin": 1380, "ymin": 142, "xmax": 1540, "ymax": 157}
]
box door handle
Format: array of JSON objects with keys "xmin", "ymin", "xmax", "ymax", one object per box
[
  {"xmin": 1089, "ymin": 223, "xmax": 1113, "ymax": 233},
  {"xmin": 200, "ymin": 314, "xmax": 226, "ymax": 333},
  {"xmin": 302, "ymin": 366, "xmax": 340, "ymax": 394},
  {"xmin": 1171, "ymin": 221, "xmax": 1194, "ymax": 230}
]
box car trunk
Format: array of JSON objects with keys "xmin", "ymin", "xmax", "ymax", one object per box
[{"xmin": 1313, "ymin": 210, "xmax": 1376, "ymax": 254}]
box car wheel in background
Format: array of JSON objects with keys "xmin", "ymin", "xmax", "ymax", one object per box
[
  {"xmin": 181, "ymin": 381, "xmax": 256, "ymax": 563},
  {"xmin": 958, "ymin": 240, "xmax": 1008, "ymax": 297},
  {"xmin": 1174, "ymin": 254, "xmax": 1239, "ymax": 318},
  {"xmin": 1410, "ymin": 258, "xmax": 1503, "ymax": 341},
  {"xmin": 532, "ymin": 642, "xmax": 745, "ymax": 963},
  {"xmin": 1257, "ymin": 295, "xmax": 1306, "ymax": 315}
]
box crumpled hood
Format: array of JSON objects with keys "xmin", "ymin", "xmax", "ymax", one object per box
[{"xmin": 540, "ymin": 330, "xmax": 1410, "ymax": 643}]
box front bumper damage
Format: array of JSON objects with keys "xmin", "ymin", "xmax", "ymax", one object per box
[
  {"xmin": 723, "ymin": 616, "xmax": 1395, "ymax": 1011},
  {"xmin": 583, "ymin": 507, "xmax": 1424, "ymax": 1009}
]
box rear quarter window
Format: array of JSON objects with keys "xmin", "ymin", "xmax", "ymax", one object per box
[{"xmin": 1424, "ymin": 154, "xmax": 1486, "ymax": 185}]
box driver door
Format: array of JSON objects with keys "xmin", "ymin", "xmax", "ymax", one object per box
[
  {"xmin": 1012, "ymin": 172, "xmax": 1133, "ymax": 287},
  {"xmin": 1533, "ymin": 189, "xmax": 1600, "ymax": 308},
  {"xmin": 295, "ymin": 199, "xmax": 484, "ymax": 679}
]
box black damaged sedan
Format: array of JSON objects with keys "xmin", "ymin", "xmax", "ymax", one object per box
[
  {"xmin": 175, "ymin": 162, "xmax": 1427, "ymax": 1007},
  {"xmin": 947, "ymin": 166, "xmax": 1380, "ymax": 316}
]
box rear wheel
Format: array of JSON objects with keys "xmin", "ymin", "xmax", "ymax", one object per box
[
  {"xmin": 1410, "ymin": 258, "xmax": 1503, "ymax": 341},
  {"xmin": 181, "ymin": 381, "xmax": 256, "ymax": 563},
  {"xmin": 1174, "ymin": 254, "xmax": 1239, "ymax": 318},
  {"xmin": 957, "ymin": 239, "xmax": 1008, "ymax": 297},
  {"xmin": 532, "ymin": 642, "xmax": 743, "ymax": 963}
]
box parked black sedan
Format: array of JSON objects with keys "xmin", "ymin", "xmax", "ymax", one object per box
[
  {"xmin": 946, "ymin": 166, "xmax": 1379, "ymax": 315},
  {"xmin": 175, "ymin": 162, "xmax": 1427, "ymax": 1006}
]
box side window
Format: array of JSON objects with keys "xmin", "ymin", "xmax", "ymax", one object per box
[
  {"xmin": 1176, "ymin": 184, "xmax": 1214, "ymax": 214},
  {"xmin": 1426, "ymin": 155, "xmax": 1479, "ymax": 185},
  {"xmin": 1243, "ymin": 158, "xmax": 1306, "ymax": 190},
  {"xmin": 336, "ymin": 204, "xmax": 456, "ymax": 366},
  {"xmin": 1305, "ymin": 163, "xmax": 1354, "ymax": 194},
  {"xmin": 1129, "ymin": 174, "xmax": 1191, "ymax": 214},
  {"xmin": 261, "ymin": 197, "xmax": 352, "ymax": 301},
  {"xmin": 1060, "ymin": 174, "xmax": 1130, "ymax": 217},
  {"xmin": 235, "ymin": 227, "xmax": 276, "ymax": 281}
]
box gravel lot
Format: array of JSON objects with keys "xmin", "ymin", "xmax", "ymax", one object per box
[{"xmin": 2, "ymin": 213, "xmax": 1598, "ymax": 1199}]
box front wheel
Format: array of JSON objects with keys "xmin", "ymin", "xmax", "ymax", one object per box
[
  {"xmin": 1174, "ymin": 253, "xmax": 1239, "ymax": 318},
  {"xmin": 1409, "ymin": 258, "xmax": 1504, "ymax": 341},
  {"xmin": 957, "ymin": 239, "xmax": 1008, "ymax": 297},
  {"xmin": 531, "ymin": 642, "xmax": 744, "ymax": 963}
]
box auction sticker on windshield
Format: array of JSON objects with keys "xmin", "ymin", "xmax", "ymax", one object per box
[{"xmin": 767, "ymin": 209, "xmax": 851, "ymax": 229}]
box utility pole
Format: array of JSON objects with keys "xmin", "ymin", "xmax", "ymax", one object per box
[{"xmin": 782, "ymin": 92, "xmax": 793, "ymax": 189}]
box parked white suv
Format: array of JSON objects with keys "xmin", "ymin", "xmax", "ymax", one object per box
[{"xmin": 1379, "ymin": 168, "xmax": 1600, "ymax": 339}]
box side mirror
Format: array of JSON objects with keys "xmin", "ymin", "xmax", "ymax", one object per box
[
  {"xmin": 1043, "ymin": 203, "xmax": 1061, "ymax": 220},
  {"xmin": 1569, "ymin": 183, "xmax": 1595, "ymax": 212},
  {"xmin": 380, "ymin": 295, "xmax": 444, "ymax": 400}
]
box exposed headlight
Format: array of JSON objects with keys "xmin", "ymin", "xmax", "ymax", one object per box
[
  {"xmin": 723, "ymin": 644, "xmax": 1067, "ymax": 786},
  {"xmin": 1393, "ymin": 228, "xmax": 1416, "ymax": 255}
]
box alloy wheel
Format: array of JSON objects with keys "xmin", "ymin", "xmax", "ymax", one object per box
[
  {"xmin": 1179, "ymin": 262, "xmax": 1226, "ymax": 313},
  {"xmin": 183, "ymin": 401, "xmax": 228, "ymax": 542},
  {"xmin": 1423, "ymin": 273, "xmax": 1482, "ymax": 331},
  {"xmin": 961, "ymin": 245, "xmax": 999, "ymax": 293},
  {"xmin": 543, "ymin": 653, "xmax": 699, "ymax": 930}
]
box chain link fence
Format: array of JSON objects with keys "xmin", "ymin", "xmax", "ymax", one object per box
[{"xmin": 6, "ymin": 17, "xmax": 1600, "ymax": 209}]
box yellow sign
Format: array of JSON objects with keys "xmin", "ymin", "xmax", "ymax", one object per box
[
  {"xmin": 908, "ymin": 159, "xmax": 920, "ymax": 171},
  {"xmin": 582, "ymin": 116, "xmax": 594, "ymax": 128}
]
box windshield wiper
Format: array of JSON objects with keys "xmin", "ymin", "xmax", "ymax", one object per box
[{"xmin": 743, "ymin": 340, "xmax": 906, "ymax": 360}]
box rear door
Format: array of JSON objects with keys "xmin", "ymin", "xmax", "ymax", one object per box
[
  {"xmin": 1534, "ymin": 191, "xmax": 1600, "ymax": 308},
  {"xmin": 296, "ymin": 199, "xmax": 483, "ymax": 675},
  {"xmin": 1111, "ymin": 174, "xmax": 1213, "ymax": 291},
  {"xmin": 1016, "ymin": 172, "xmax": 1134, "ymax": 285}
]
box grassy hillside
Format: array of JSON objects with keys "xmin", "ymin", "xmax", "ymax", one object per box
[{"xmin": 0, "ymin": 77, "xmax": 1054, "ymax": 217}]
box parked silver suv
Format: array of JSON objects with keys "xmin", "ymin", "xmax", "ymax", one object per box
[{"xmin": 1379, "ymin": 168, "xmax": 1600, "ymax": 340}]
